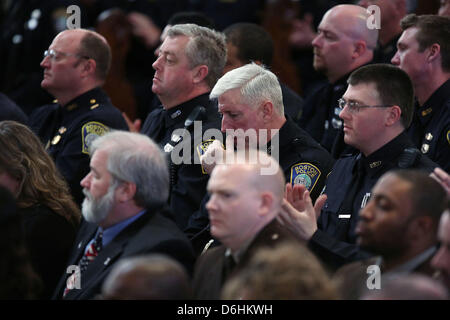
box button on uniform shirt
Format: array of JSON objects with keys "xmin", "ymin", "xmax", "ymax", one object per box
[
  {"xmin": 29, "ymin": 87, "xmax": 129, "ymax": 205},
  {"xmin": 407, "ymin": 79, "xmax": 450, "ymax": 172},
  {"xmin": 185, "ymin": 116, "xmax": 335, "ymax": 255},
  {"xmin": 309, "ymin": 131, "xmax": 437, "ymax": 271},
  {"xmin": 298, "ymin": 75, "xmax": 350, "ymax": 157},
  {"xmin": 141, "ymin": 93, "xmax": 221, "ymax": 230}
]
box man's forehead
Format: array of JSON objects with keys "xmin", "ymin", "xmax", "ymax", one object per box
[
  {"xmin": 161, "ymin": 35, "xmax": 189, "ymax": 49},
  {"xmin": 398, "ymin": 27, "xmax": 419, "ymax": 43},
  {"xmin": 374, "ymin": 174, "xmax": 410, "ymax": 196},
  {"xmin": 344, "ymin": 82, "xmax": 380, "ymax": 102},
  {"xmin": 218, "ymin": 89, "xmax": 244, "ymax": 107}
]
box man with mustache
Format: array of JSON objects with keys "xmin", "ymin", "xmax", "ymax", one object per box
[
  {"xmin": 332, "ymin": 170, "xmax": 447, "ymax": 299},
  {"xmin": 297, "ymin": 4, "xmax": 378, "ymax": 157},
  {"xmin": 52, "ymin": 131, "xmax": 195, "ymax": 300}
]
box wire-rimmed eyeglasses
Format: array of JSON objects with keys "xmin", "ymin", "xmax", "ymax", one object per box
[
  {"xmin": 338, "ymin": 98, "xmax": 393, "ymax": 113},
  {"xmin": 43, "ymin": 49, "xmax": 90, "ymax": 61}
]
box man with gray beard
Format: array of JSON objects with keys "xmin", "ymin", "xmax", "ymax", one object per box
[{"xmin": 52, "ymin": 131, "xmax": 195, "ymax": 300}]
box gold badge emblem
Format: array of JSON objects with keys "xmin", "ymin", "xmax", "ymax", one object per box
[
  {"xmin": 421, "ymin": 143, "xmax": 429, "ymax": 153},
  {"xmin": 51, "ymin": 135, "xmax": 61, "ymax": 145}
]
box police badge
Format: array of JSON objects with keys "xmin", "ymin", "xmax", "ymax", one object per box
[
  {"xmin": 81, "ymin": 122, "xmax": 109, "ymax": 154},
  {"xmin": 290, "ymin": 162, "xmax": 321, "ymax": 192}
]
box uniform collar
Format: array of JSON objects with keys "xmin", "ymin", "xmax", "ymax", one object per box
[
  {"xmin": 277, "ymin": 116, "xmax": 298, "ymax": 149},
  {"xmin": 359, "ymin": 131, "xmax": 413, "ymax": 177},
  {"xmin": 330, "ymin": 73, "xmax": 350, "ymax": 91},
  {"xmin": 162, "ymin": 93, "xmax": 211, "ymax": 129},
  {"xmin": 417, "ymin": 78, "xmax": 450, "ymax": 125},
  {"xmin": 59, "ymin": 87, "xmax": 108, "ymax": 114}
]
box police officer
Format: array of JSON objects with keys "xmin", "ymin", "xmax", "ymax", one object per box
[
  {"xmin": 280, "ymin": 64, "xmax": 438, "ymax": 271},
  {"xmin": 187, "ymin": 63, "xmax": 334, "ymax": 254},
  {"xmin": 391, "ymin": 14, "xmax": 450, "ymax": 172},
  {"xmin": 0, "ymin": 0, "xmax": 82, "ymax": 115},
  {"xmin": 29, "ymin": 29, "xmax": 128, "ymax": 206},
  {"xmin": 297, "ymin": 4, "xmax": 378, "ymax": 157},
  {"xmin": 140, "ymin": 24, "xmax": 227, "ymax": 231}
]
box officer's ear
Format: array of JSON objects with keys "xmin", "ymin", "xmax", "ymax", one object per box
[
  {"xmin": 260, "ymin": 101, "xmax": 274, "ymax": 122},
  {"xmin": 192, "ymin": 64, "xmax": 209, "ymax": 84},
  {"xmin": 352, "ymin": 40, "xmax": 367, "ymax": 60},
  {"xmin": 258, "ymin": 192, "xmax": 274, "ymax": 217},
  {"xmin": 385, "ymin": 105, "xmax": 402, "ymax": 127},
  {"xmin": 407, "ymin": 215, "xmax": 434, "ymax": 242},
  {"xmin": 81, "ymin": 58, "xmax": 97, "ymax": 77},
  {"xmin": 427, "ymin": 43, "xmax": 440, "ymax": 64}
]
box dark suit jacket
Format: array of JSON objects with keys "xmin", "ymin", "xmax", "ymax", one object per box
[
  {"xmin": 192, "ymin": 220, "xmax": 296, "ymax": 300},
  {"xmin": 52, "ymin": 208, "xmax": 195, "ymax": 300},
  {"xmin": 333, "ymin": 253, "xmax": 437, "ymax": 300}
]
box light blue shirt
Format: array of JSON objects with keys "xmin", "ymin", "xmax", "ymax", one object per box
[{"xmin": 84, "ymin": 210, "xmax": 147, "ymax": 253}]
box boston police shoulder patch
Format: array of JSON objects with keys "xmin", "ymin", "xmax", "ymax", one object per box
[
  {"xmin": 196, "ymin": 139, "xmax": 216, "ymax": 157},
  {"xmin": 447, "ymin": 130, "xmax": 450, "ymax": 145},
  {"xmin": 290, "ymin": 162, "xmax": 321, "ymax": 192},
  {"xmin": 81, "ymin": 122, "xmax": 109, "ymax": 154},
  {"xmin": 196, "ymin": 139, "xmax": 219, "ymax": 174}
]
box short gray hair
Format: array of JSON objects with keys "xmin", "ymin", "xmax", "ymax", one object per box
[
  {"xmin": 167, "ymin": 23, "xmax": 227, "ymax": 89},
  {"xmin": 210, "ymin": 63, "xmax": 284, "ymax": 116},
  {"xmin": 90, "ymin": 131, "xmax": 169, "ymax": 209}
]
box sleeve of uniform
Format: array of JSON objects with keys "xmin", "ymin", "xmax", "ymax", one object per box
[
  {"xmin": 434, "ymin": 125, "xmax": 450, "ymax": 172},
  {"xmin": 170, "ymin": 161, "xmax": 209, "ymax": 230},
  {"xmin": 308, "ymin": 229, "xmax": 373, "ymax": 271}
]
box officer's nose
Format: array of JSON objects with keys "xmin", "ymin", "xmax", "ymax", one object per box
[
  {"xmin": 152, "ymin": 55, "xmax": 163, "ymax": 71},
  {"xmin": 40, "ymin": 55, "xmax": 51, "ymax": 68},
  {"xmin": 359, "ymin": 198, "xmax": 374, "ymax": 221},
  {"xmin": 391, "ymin": 51, "xmax": 400, "ymax": 65},
  {"xmin": 205, "ymin": 194, "xmax": 217, "ymax": 214},
  {"xmin": 80, "ymin": 172, "xmax": 92, "ymax": 189},
  {"xmin": 311, "ymin": 33, "xmax": 322, "ymax": 48},
  {"xmin": 339, "ymin": 105, "xmax": 351, "ymax": 121}
]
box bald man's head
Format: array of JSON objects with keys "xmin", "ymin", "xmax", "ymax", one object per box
[
  {"xmin": 101, "ymin": 255, "xmax": 192, "ymax": 300},
  {"xmin": 325, "ymin": 5, "xmax": 378, "ymax": 49},
  {"xmin": 206, "ymin": 150, "xmax": 285, "ymax": 251},
  {"xmin": 57, "ymin": 29, "xmax": 111, "ymax": 81},
  {"xmin": 312, "ymin": 4, "xmax": 378, "ymax": 82}
]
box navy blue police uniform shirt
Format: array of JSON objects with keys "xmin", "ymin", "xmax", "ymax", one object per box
[
  {"xmin": 310, "ymin": 131, "xmax": 438, "ymax": 271},
  {"xmin": 141, "ymin": 93, "xmax": 221, "ymax": 231},
  {"xmin": 298, "ymin": 74, "xmax": 355, "ymax": 158},
  {"xmin": 185, "ymin": 116, "xmax": 335, "ymax": 255},
  {"xmin": 407, "ymin": 79, "xmax": 450, "ymax": 172},
  {"xmin": 29, "ymin": 87, "xmax": 128, "ymax": 205},
  {"xmin": 0, "ymin": 92, "xmax": 28, "ymax": 124}
]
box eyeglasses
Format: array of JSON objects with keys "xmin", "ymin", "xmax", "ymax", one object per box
[
  {"xmin": 43, "ymin": 49, "xmax": 90, "ymax": 61},
  {"xmin": 338, "ymin": 98, "xmax": 393, "ymax": 113}
]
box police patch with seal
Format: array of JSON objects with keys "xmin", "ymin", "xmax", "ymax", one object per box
[
  {"xmin": 447, "ymin": 129, "xmax": 450, "ymax": 145},
  {"xmin": 290, "ymin": 162, "xmax": 321, "ymax": 192},
  {"xmin": 196, "ymin": 139, "xmax": 218, "ymax": 174},
  {"xmin": 81, "ymin": 122, "xmax": 109, "ymax": 154}
]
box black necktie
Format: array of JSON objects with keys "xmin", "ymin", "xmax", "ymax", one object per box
[{"xmin": 335, "ymin": 159, "xmax": 366, "ymax": 240}]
